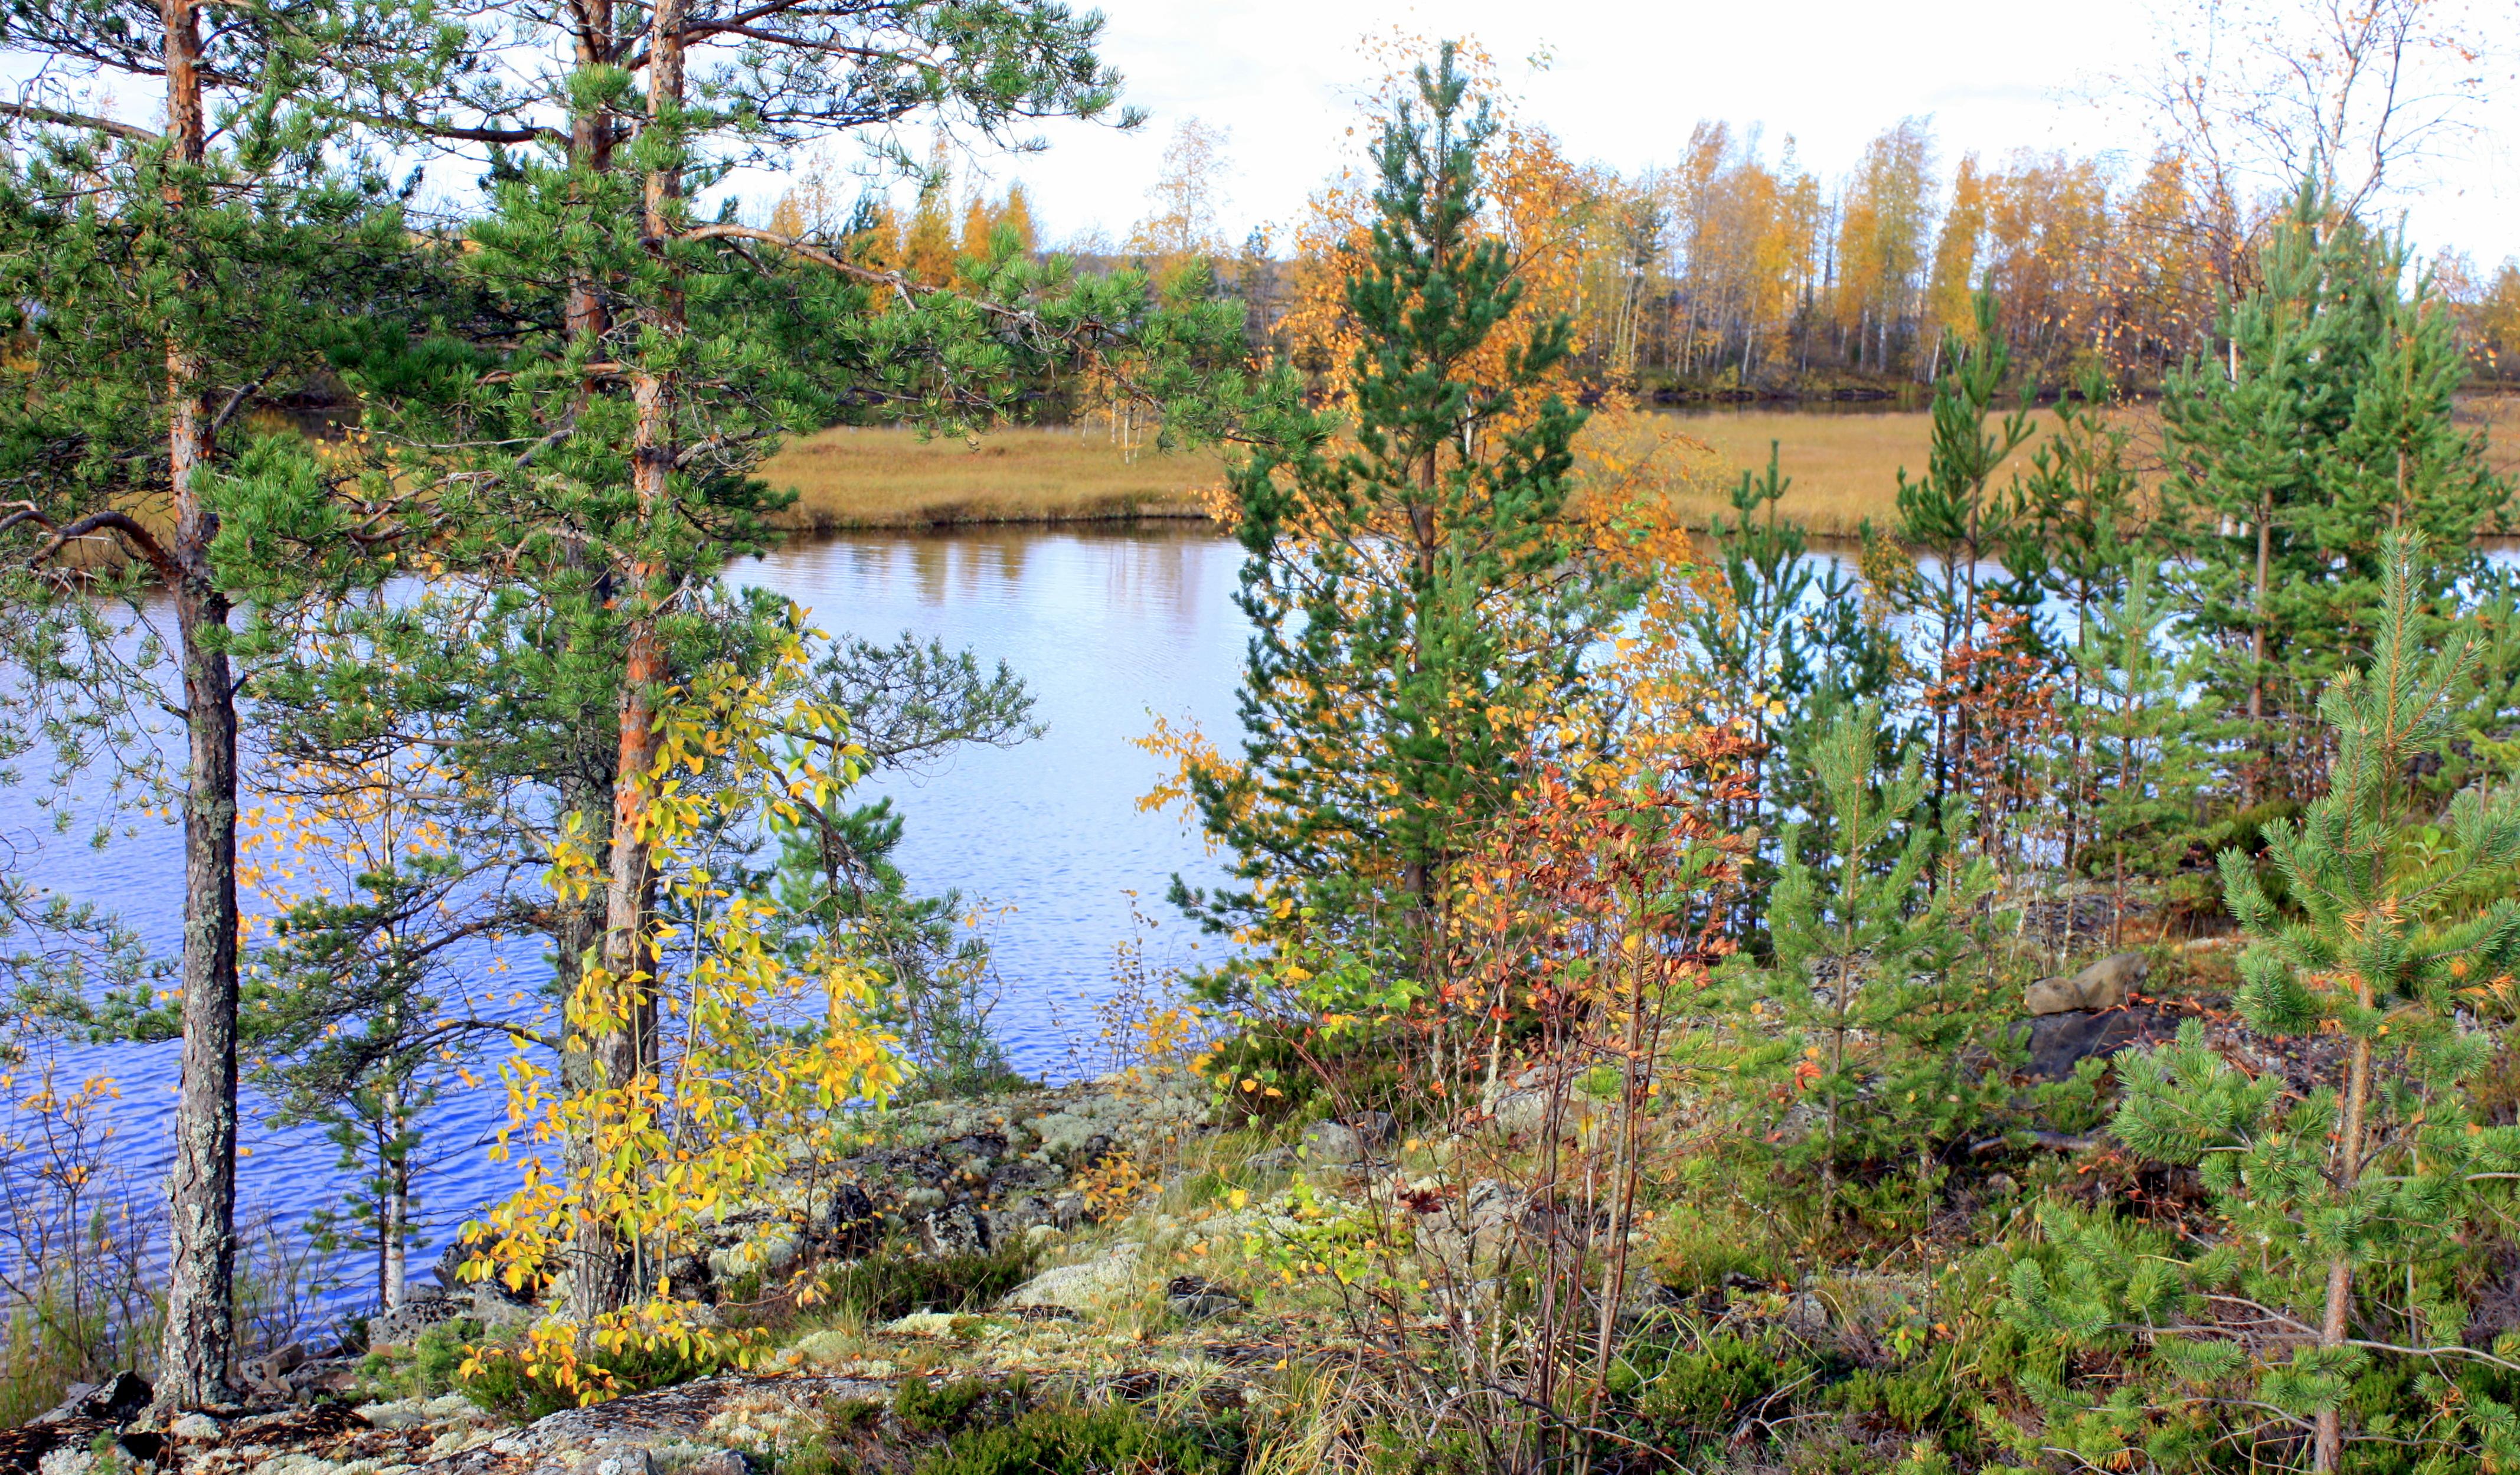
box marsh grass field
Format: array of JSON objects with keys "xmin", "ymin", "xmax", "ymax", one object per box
[
  {"xmin": 761, "ymin": 395, "xmax": 2520, "ymax": 537},
  {"xmin": 761, "ymin": 423, "xmax": 1228, "ymax": 530},
  {"xmin": 1675, "ymin": 394, "xmax": 2520, "ymax": 536}
]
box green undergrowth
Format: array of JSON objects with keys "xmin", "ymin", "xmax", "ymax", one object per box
[
  {"xmin": 816, "ymin": 1242, "xmax": 1041, "ymax": 1323},
  {"xmin": 357, "ymin": 1317, "xmax": 486, "ymax": 1404},
  {"xmin": 756, "ymin": 1376, "xmax": 1244, "ymax": 1475},
  {"xmin": 466, "ymin": 1333, "xmax": 740, "ymax": 1423}
]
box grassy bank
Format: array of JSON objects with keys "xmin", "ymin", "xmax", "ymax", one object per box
[
  {"xmin": 760, "ymin": 397, "xmax": 2520, "ymax": 538},
  {"xmin": 760, "ymin": 424, "xmax": 1227, "ymax": 531}
]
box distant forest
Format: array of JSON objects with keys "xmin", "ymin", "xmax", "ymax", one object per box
[{"xmin": 805, "ymin": 110, "xmax": 2520, "ymax": 407}]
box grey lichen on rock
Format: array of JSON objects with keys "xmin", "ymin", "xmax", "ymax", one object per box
[{"xmin": 994, "ymin": 1243, "xmax": 1145, "ymax": 1314}]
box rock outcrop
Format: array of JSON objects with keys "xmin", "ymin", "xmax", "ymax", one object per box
[{"xmin": 2023, "ymin": 951, "xmax": 2148, "ymax": 1016}]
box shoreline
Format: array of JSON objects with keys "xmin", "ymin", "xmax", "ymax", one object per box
[
  {"xmin": 771, "ymin": 503, "xmax": 1217, "ymax": 535},
  {"xmin": 765, "ymin": 506, "xmax": 2520, "ymax": 557}
]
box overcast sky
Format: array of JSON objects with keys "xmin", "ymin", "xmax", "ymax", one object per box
[{"xmin": 921, "ymin": 0, "xmax": 2520, "ymax": 264}]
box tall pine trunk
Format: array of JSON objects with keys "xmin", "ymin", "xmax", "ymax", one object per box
[
  {"xmin": 155, "ymin": 0, "xmax": 245, "ymax": 1412},
  {"xmin": 578, "ymin": 0, "xmax": 685, "ymax": 1326},
  {"xmin": 551, "ymin": 0, "xmax": 645, "ymax": 1327}
]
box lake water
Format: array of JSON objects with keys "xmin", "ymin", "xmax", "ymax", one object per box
[
  {"xmin": 17, "ymin": 523, "xmax": 2501, "ymax": 1304},
  {"xmin": 0, "ymin": 525, "xmax": 1252, "ymax": 1298}
]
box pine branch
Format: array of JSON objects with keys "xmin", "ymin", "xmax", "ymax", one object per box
[
  {"xmin": 0, "ymin": 100, "xmax": 161, "ymax": 143},
  {"xmin": 0, "ymin": 504, "xmax": 182, "ymax": 581}
]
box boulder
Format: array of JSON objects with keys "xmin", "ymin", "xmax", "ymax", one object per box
[
  {"xmin": 244, "ymin": 1342, "xmax": 311, "ymax": 1399},
  {"xmin": 1491, "ymin": 1087, "xmax": 1623, "ymax": 1139},
  {"xmin": 707, "ymin": 1226, "xmax": 800, "ymax": 1284},
  {"xmin": 917, "ymin": 1203, "xmax": 991, "ymax": 1259},
  {"xmin": 1341, "ymin": 1111, "xmax": 1399, "ymax": 1150},
  {"xmin": 365, "ymin": 1290, "xmax": 464, "ymax": 1349},
  {"xmin": 1489, "ymin": 1090, "xmax": 1542, "ymax": 1136},
  {"xmin": 994, "ymin": 1243, "xmax": 1143, "ymax": 1314},
  {"xmin": 35, "ymin": 1371, "xmax": 150, "ymax": 1426},
  {"xmin": 1242, "ymin": 1146, "xmax": 1293, "ymax": 1174},
  {"xmin": 980, "ymin": 1200, "xmax": 1050, "ymax": 1247},
  {"xmin": 590, "ymin": 1443, "xmax": 654, "ymax": 1475},
  {"xmin": 1484, "ymin": 1067, "xmax": 1621, "ymax": 1139},
  {"xmin": 813, "ymin": 1183, "xmax": 881, "ymax": 1256},
  {"xmin": 404, "ymin": 1375, "xmax": 888, "ymax": 1475},
  {"xmin": 2024, "ymin": 1005, "xmax": 2176, "ymax": 1080},
  {"xmin": 1298, "ymin": 1113, "xmax": 1401, "ymax": 1176},
  {"xmin": 1414, "ymin": 1179, "xmax": 1528, "ymax": 1274},
  {"xmin": 1163, "ymin": 1275, "xmax": 1248, "ymax": 1322},
  {"xmin": 470, "ymin": 1278, "xmax": 540, "ymax": 1329},
  {"xmin": 0, "ymin": 1424, "xmax": 110, "ymax": 1475},
  {"xmin": 2024, "ymin": 951, "xmax": 2149, "ymax": 1016},
  {"xmin": 1299, "ymin": 1120, "xmax": 1368, "ymax": 1165}
]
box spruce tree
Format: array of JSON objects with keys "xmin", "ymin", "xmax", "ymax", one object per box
[
  {"xmin": 1184, "ymin": 42, "xmax": 1633, "ymax": 960},
  {"xmin": 2005, "ymin": 534, "xmax": 2520, "ymax": 1473}
]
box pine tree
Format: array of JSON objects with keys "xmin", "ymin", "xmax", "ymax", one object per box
[
  {"xmin": 2005, "ymin": 534, "xmax": 2520, "ymax": 1472},
  {"xmin": 0, "ymin": 0, "xmax": 462, "ymax": 1404},
  {"xmin": 1686, "ymin": 443, "xmax": 1900, "ymax": 901},
  {"xmin": 2011, "ymin": 368, "xmax": 2148, "ymax": 885},
  {"xmin": 287, "ymin": 0, "xmax": 1246, "ymax": 1330},
  {"xmin": 1692, "ymin": 446, "xmax": 1823, "ymax": 775},
  {"xmin": 2164, "ymin": 186, "xmax": 2507, "ymax": 799},
  {"xmin": 2015, "ymin": 367, "xmax": 2145, "ymax": 635},
  {"xmin": 1739, "ymin": 705, "xmax": 2001, "ymax": 1233},
  {"xmin": 1177, "ymin": 43, "xmax": 1633, "ymax": 964},
  {"xmin": 1888, "ymin": 289, "xmax": 2039, "ymax": 821},
  {"xmin": 2065, "ymin": 564, "xmax": 2220, "ymax": 946},
  {"xmin": 247, "ymin": 861, "xmax": 469, "ymax": 1314},
  {"xmin": 769, "ymin": 633, "xmax": 1042, "ymax": 1098}
]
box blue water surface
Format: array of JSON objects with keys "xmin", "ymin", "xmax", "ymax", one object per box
[{"xmin": 0, "ymin": 525, "xmax": 1250, "ymax": 1303}]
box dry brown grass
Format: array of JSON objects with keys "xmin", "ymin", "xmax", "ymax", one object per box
[
  {"xmin": 1663, "ymin": 407, "xmax": 2091, "ymax": 538},
  {"xmin": 759, "ymin": 424, "xmax": 1226, "ymax": 530},
  {"xmin": 761, "ymin": 396, "xmax": 2520, "ymax": 537},
  {"xmin": 1665, "ymin": 394, "xmax": 2520, "ymax": 539}
]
